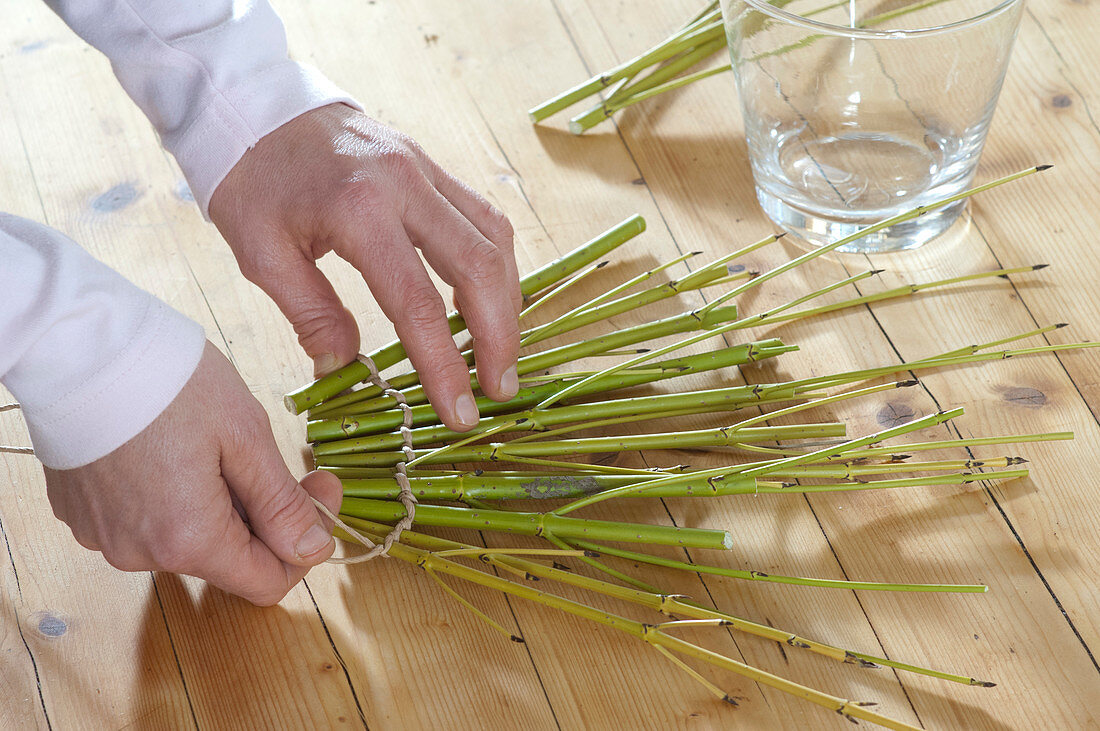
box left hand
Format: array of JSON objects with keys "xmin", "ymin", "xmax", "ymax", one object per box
[
  {"xmin": 208, "ymin": 104, "xmax": 522, "ymax": 432},
  {"xmin": 44, "ymin": 341, "xmax": 344, "ymax": 606}
]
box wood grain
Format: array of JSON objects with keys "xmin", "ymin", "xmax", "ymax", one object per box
[{"xmin": 1, "ymin": 0, "xmax": 1098, "ymax": 728}]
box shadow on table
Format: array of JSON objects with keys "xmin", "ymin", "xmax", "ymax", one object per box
[
  {"xmin": 132, "ymin": 573, "xmax": 366, "ymax": 727},
  {"xmin": 902, "ymin": 681, "xmax": 1019, "ymax": 731},
  {"xmin": 531, "ymin": 124, "xmax": 758, "ymax": 217}
]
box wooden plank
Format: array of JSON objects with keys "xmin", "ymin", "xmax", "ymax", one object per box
[
  {"xmin": 0, "ymin": 15, "xmax": 195, "ymax": 727},
  {"xmin": 0, "ymin": 4, "xmax": 361, "ymax": 727},
  {"xmin": 832, "ymin": 4, "xmax": 1100, "ymax": 652},
  {"xmin": 538, "ymin": 0, "xmax": 1100, "ymax": 727},
  {"xmin": 276, "ymin": 0, "xmax": 925, "ymax": 726},
  {"xmin": 0, "ymin": 417, "xmax": 49, "ymax": 730},
  {"xmin": 2, "ymin": 0, "xmax": 1099, "ymax": 727},
  {"xmin": 0, "ymin": 21, "xmax": 51, "ymax": 730},
  {"xmin": 0, "ymin": 446, "xmax": 195, "ymax": 729},
  {"xmin": 1023, "ymin": 0, "xmax": 1100, "ymax": 115},
  {"xmin": 275, "ymin": 0, "xmax": 769, "ymax": 725}
]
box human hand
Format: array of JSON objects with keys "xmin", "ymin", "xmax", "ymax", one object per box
[
  {"xmin": 44, "ymin": 341, "xmax": 343, "ymax": 606},
  {"xmin": 208, "ymin": 104, "xmax": 522, "ymax": 432}
]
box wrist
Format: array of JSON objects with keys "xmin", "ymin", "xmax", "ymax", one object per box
[{"xmin": 177, "ymin": 63, "xmax": 362, "ymax": 220}]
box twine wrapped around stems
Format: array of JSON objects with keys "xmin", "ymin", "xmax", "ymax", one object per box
[{"xmin": 316, "ymin": 352, "xmax": 418, "ymax": 563}]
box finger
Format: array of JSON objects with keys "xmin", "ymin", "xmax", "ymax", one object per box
[
  {"xmin": 171, "ymin": 467, "xmax": 314, "ymax": 606},
  {"xmin": 197, "ymin": 516, "xmax": 300, "ymax": 606},
  {"xmin": 338, "ymin": 216, "xmax": 481, "ymax": 432},
  {"xmin": 222, "ymin": 408, "xmax": 336, "ymax": 568},
  {"xmin": 301, "ymin": 470, "xmax": 343, "ymax": 523},
  {"xmin": 43, "ymin": 472, "xmax": 70, "ymax": 524},
  {"xmin": 403, "ymin": 190, "xmax": 520, "ymax": 402},
  {"xmin": 429, "ymin": 168, "xmax": 522, "ymax": 315},
  {"xmin": 206, "ymin": 471, "xmax": 343, "ymax": 605},
  {"xmin": 44, "ymin": 471, "xmax": 105, "ymax": 552},
  {"xmin": 238, "ymin": 244, "xmax": 361, "ymax": 377},
  {"xmin": 66, "ymin": 523, "xmax": 103, "ymax": 554}
]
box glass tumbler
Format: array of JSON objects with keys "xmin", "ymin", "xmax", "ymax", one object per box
[{"xmin": 720, "ymin": 0, "xmax": 1024, "ymax": 252}]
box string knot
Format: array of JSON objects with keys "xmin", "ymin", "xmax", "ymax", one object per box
[{"xmin": 318, "ymin": 353, "xmax": 418, "ymax": 564}]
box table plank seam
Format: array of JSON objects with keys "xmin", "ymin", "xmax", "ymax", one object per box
[
  {"xmin": 302, "ymin": 580, "xmax": 370, "ymax": 729},
  {"xmin": 151, "ymin": 573, "xmax": 201, "ymax": 730},
  {"xmin": 1, "ymin": 508, "xmax": 23, "ymax": 599},
  {"xmin": 1, "ymin": 506, "xmax": 52, "ymax": 729},
  {"xmin": 848, "ymin": 255, "xmax": 1100, "ymax": 677},
  {"xmin": 466, "ymin": 92, "xmax": 556, "ymax": 247},
  {"xmin": 11, "ymin": 605, "xmax": 52, "ymax": 731},
  {"xmin": 800, "ymin": 494, "xmax": 926, "ymax": 727},
  {"xmin": 180, "ymin": 256, "xmax": 237, "ymax": 369},
  {"xmin": 654, "ymin": 494, "xmax": 775, "ymax": 710},
  {"xmin": 978, "ymin": 472, "xmax": 1100, "ymax": 673},
  {"xmin": 966, "ymin": 219, "xmax": 1100, "ymax": 675},
  {"xmin": 473, "ymin": 529, "xmax": 563, "ymax": 730},
  {"xmin": 1025, "ymin": 9, "xmax": 1100, "ymax": 139}
]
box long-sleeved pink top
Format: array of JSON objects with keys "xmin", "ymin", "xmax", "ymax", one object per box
[{"xmin": 2, "ymin": 1, "xmax": 357, "ymax": 468}]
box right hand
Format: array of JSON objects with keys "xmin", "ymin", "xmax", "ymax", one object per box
[
  {"xmin": 208, "ymin": 104, "xmax": 523, "ymax": 432},
  {"xmin": 43, "ymin": 341, "xmax": 343, "ymax": 606}
]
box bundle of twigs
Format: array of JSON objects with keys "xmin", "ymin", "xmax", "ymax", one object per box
[
  {"xmin": 529, "ymin": 0, "xmax": 959, "ymax": 134},
  {"xmin": 529, "ymin": 1, "xmax": 727, "ymax": 134},
  {"xmin": 286, "ymin": 167, "xmax": 1085, "ymax": 729}
]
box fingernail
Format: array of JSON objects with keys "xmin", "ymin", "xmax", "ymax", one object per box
[
  {"xmin": 454, "ymin": 392, "xmax": 480, "ymax": 428},
  {"xmin": 498, "ymin": 365, "xmax": 519, "ymax": 399},
  {"xmin": 314, "ymin": 353, "xmax": 341, "ymax": 378},
  {"xmin": 296, "ymin": 523, "xmax": 333, "ymax": 560}
]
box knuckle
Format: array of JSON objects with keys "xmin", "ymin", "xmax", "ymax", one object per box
[
  {"xmin": 481, "ymin": 205, "xmax": 514, "ymax": 246},
  {"xmin": 235, "ymin": 248, "xmax": 282, "ymax": 285},
  {"xmin": 485, "ymin": 317, "xmax": 522, "ymax": 346},
  {"xmin": 461, "ymin": 238, "xmax": 507, "ymax": 287},
  {"xmin": 422, "ymin": 360, "xmax": 476, "ymax": 400},
  {"xmin": 402, "ymin": 135, "xmax": 427, "ymax": 157},
  {"xmin": 403, "ymin": 337, "xmax": 469, "ymax": 389},
  {"xmin": 383, "ymin": 129, "xmax": 424, "ymax": 158},
  {"xmin": 333, "ymin": 178, "xmax": 388, "ymax": 222},
  {"xmin": 290, "ymin": 304, "xmax": 345, "ymax": 349},
  {"xmin": 69, "ymin": 527, "xmax": 99, "ymax": 552},
  {"xmin": 451, "ymin": 180, "xmax": 513, "ymax": 246},
  {"xmin": 437, "ymin": 353, "xmax": 476, "ymax": 381},
  {"xmin": 230, "ymin": 405, "xmax": 273, "ymax": 448},
  {"xmin": 375, "ymin": 141, "xmax": 423, "ymax": 184},
  {"xmin": 255, "ymin": 486, "xmax": 315, "ymax": 537},
  {"xmin": 399, "ymin": 283, "xmax": 446, "ymax": 329},
  {"xmin": 471, "ymin": 334, "xmax": 521, "ymax": 371}
]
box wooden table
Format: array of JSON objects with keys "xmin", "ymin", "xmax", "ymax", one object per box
[{"xmin": 2, "ymin": 0, "xmax": 1099, "ymax": 728}]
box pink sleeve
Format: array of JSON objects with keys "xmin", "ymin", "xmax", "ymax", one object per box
[
  {"xmin": 0, "ymin": 215, "xmax": 205, "ymax": 469},
  {"xmin": 43, "ymin": 0, "xmax": 363, "ymax": 218}
]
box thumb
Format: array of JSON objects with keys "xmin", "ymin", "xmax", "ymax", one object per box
[
  {"xmin": 223, "ymin": 426, "xmax": 337, "ymax": 567},
  {"xmin": 300, "ymin": 470, "xmax": 344, "ymax": 528},
  {"xmin": 247, "ymin": 248, "xmax": 361, "ymax": 377}
]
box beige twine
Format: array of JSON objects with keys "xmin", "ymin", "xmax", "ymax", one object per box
[{"xmin": 314, "ymin": 352, "xmax": 418, "ymax": 564}]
